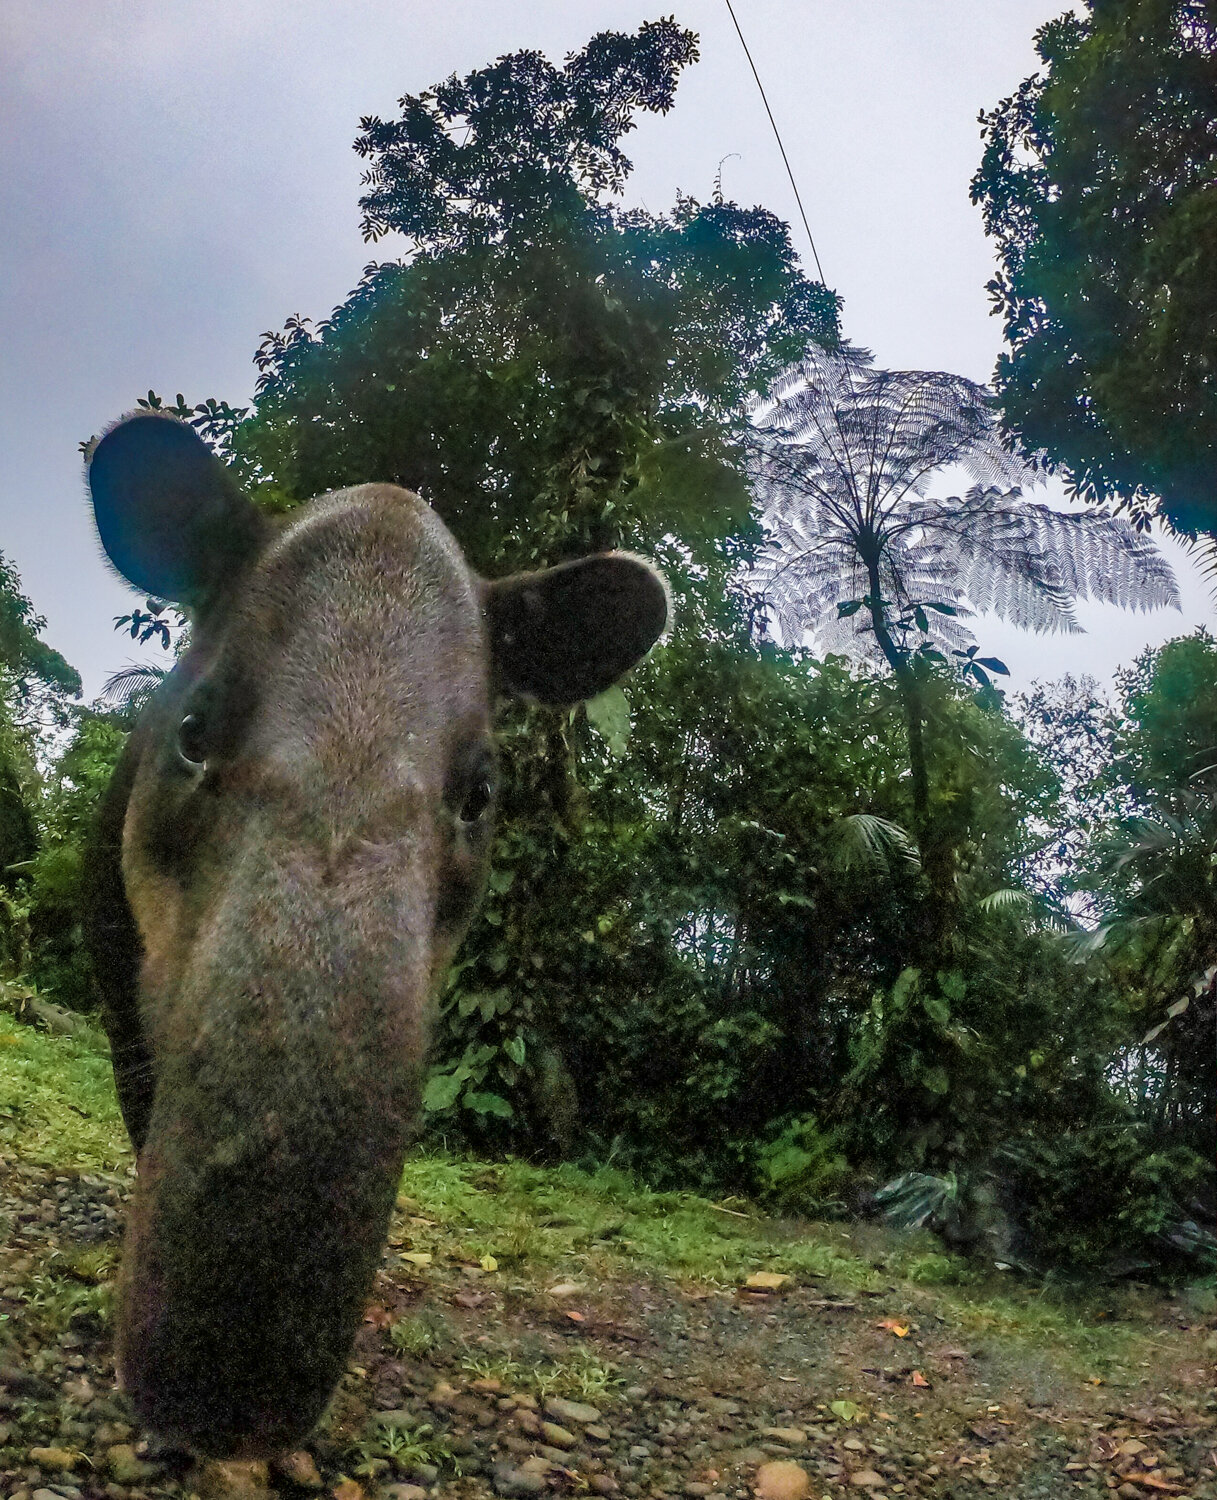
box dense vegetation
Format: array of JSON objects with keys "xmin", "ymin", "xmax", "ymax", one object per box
[
  {"xmin": 971, "ymin": 0, "xmax": 1217, "ymax": 535},
  {"xmin": 8, "ymin": 20, "xmax": 1213, "ymax": 1281}
]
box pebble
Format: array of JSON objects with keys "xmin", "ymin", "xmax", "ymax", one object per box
[
  {"xmin": 761, "ymin": 1429, "xmax": 806, "ymax": 1446},
  {"xmin": 273, "ymin": 1451, "xmax": 324, "ymax": 1489},
  {"xmin": 586, "ymin": 1424, "xmax": 612, "ymax": 1442},
  {"xmin": 544, "ymin": 1397, "xmax": 602, "ymax": 1426},
  {"xmin": 539, "ymin": 1422, "xmax": 577, "ymax": 1450},
  {"xmin": 753, "ymin": 1461, "xmax": 811, "ymax": 1500},
  {"xmin": 104, "ymin": 1445, "xmax": 161, "ymax": 1485},
  {"xmin": 380, "ymin": 1487, "xmax": 427, "ymax": 1500},
  {"xmin": 371, "ymin": 1409, "xmax": 419, "ymax": 1431},
  {"xmin": 589, "ymin": 1477, "xmax": 619, "ymax": 1496},
  {"xmin": 28, "ymin": 1450, "xmax": 80, "ymax": 1472},
  {"xmin": 491, "ymin": 1461, "xmax": 546, "ymax": 1496},
  {"xmin": 848, "ymin": 1472, "xmax": 886, "ymax": 1491}
]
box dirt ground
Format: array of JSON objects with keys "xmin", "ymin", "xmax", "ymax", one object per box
[{"xmin": 1, "ymin": 1158, "xmax": 1214, "ymax": 1500}]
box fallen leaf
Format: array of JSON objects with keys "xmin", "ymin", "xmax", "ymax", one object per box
[
  {"xmin": 401, "ymin": 1251, "xmax": 432, "ymax": 1268},
  {"xmin": 362, "ymin": 1303, "xmax": 392, "ymax": 1329},
  {"xmin": 830, "ymin": 1400, "xmax": 862, "ymax": 1423},
  {"xmin": 451, "ymin": 1291, "xmax": 485, "ymax": 1309},
  {"xmin": 479, "ymin": 1253, "xmax": 498, "ymax": 1272},
  {"xmin": 332, "ymin": 1482, "xmax": 364, "ymax": 1500},
  {"xmin": 565, "ymin": 1310, "xmax": 586, "ymax": 1323},
  {"xmin": 911, "ymin": 1371, "xmax": 930, "ymax": 1388},
  {"xmin": 876, "ymin": 1319, "xmax": 909, "ymax": 1337},
  {"xmin": 1086, "ymin": 1376, "xmax": 1104, "ymax": 1386},
  {"xmin": 746, "ymin": 1272, "xmax": 793, "ymax": 1291},
  {"xmin": 876, "ymin": 1411, "xmax": 896, "ymax": 1422},
  {"xmin": 548, "ymin": 1281, "xmax": 583, "ymax": 1297},
  {"xmin": 1126, "ymin": 1477, "xmax": 1183, "ymax": 1493}
]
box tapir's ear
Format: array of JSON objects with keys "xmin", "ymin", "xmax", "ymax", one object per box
[
  {"xmin": 87, "ymin": 412, "xmax": 268, "ymax": 607},
  {"xmin": 486, "ymin": 553, "xmax": 669, "ymax": 705}
]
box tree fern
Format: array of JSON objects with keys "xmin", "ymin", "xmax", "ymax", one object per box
[{"xmin": 747, "ymin": 349, "xmax": 1179, "ymax": 666}]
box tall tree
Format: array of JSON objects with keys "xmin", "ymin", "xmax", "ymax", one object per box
[
  {"xmin": 228, "ymin": 19, "xmax": 838, "ymax": 586},
  {"xmin": 972, "ymin": 2, "xmax": 1217, "ymax": 533},
  {"xmin": 745, "ymin": 346, "xmax": 1178, "ymax": 921}
]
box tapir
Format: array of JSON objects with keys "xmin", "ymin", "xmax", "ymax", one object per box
[{"xmin": 83, "ymin": 412, "xmax": 667, "ymax": 1458}]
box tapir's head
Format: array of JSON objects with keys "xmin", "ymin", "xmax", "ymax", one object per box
[{"xmin": 88, "ymin": 413, "xmax": 667, "ymax": 1457}]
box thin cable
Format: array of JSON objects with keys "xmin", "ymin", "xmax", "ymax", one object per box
[{"xmin": 723, "ymin": 0, "xmax": 826, "ymax": 286}]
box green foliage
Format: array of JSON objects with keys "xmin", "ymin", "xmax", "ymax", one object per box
[
  {"xmin": 26, "ymin": 712, "xmax": 128, "ymax": 1008},
  {"xmin": 1000, "ymin": 1126, "xmax": 1215, "ymax": 1273},
  {"xmin": 973, "ymin": 2, "xmax": 1217, "ymax": 532},
  {"xmin": 755, "ymin": 1115, "xmax": 851, "ymax": 1214},
  {"xmin": 0, "ymin": 551, "xmax": 82, "ymax": 981}
]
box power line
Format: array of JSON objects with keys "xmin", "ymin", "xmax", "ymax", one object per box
[{"xmin": 722, "ymin": 0, "xmax": 827, "ymax": 286}]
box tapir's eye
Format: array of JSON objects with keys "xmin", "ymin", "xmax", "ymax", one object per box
[
  {"xmin": 458, "ymin": 774, "xmax": 493, "ymax": 825},
  {"xmin": 177, "ymin": 712, "xmax": 207, "ymax": 769}
]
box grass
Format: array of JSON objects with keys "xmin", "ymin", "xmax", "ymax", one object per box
[
  {"xmin": 0, "ymin": 1013, "xmax": 129, "ymax": 1172},
  {"xmin": 0, "ymin": 1008, "xmax": 1198, "ymax": 1383}
]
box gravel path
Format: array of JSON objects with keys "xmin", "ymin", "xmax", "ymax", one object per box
[{"xmin": 1, "ymin": 1162, "xmax": 1213, "ymax": 1500}]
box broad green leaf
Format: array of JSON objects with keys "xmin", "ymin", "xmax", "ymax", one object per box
[
  {"xmin": 921, "ymin": 1064, "xmax": 951, "ymax": 1096},
  {"xmin": 464, "ymin": 1091, "xmax": 514, "ymax": 1118},
  {"xmin": 586, "ymin": 684, "xmax": 630, "ymax": 758},
  {"xmin": 422, "ymin": 1071, "xmax": 462, "ymax": 1112}
]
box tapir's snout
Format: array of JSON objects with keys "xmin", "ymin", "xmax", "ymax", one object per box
[
  {"xmin": 119, "ymin": 1052, "xmax": 420, "ymax": 1457},
  {"xmin": 116, "ymin": 836, "xmax": 436, "ymax": 1458}
]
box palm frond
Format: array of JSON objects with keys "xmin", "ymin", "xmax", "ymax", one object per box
[
  {"xmin": 99, "ymin": 663, "xmax": 168, "ymax": 716},
  {"xmin": 824, "ymin": 812, "xmax": 921, "ymax": 875}
]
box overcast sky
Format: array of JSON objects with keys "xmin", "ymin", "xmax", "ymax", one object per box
[{"xmin": 2, "ymin": 0, "xmax": 1211, "ymax": 700}]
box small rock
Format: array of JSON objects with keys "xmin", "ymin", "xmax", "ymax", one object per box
[
  {"xmin": 427, "ymin": 1381, "xmax": 458, "ymax": 1408},
  {"xmin": 585, "ymin": 1425, "xmax": 612, "ymax": 1442},
  {"xmin": 539, "ymin": 1422, "xmax": 577, "ymax": 1451},
  {"xmin": 105, "ymin": 1446, "xmax": 161, "ymax": 1485},
  {"xmin": 491, "ymin": 1461, "xmax": 546, "ymax": 1496},
  {"xmin": 761, "ymin": 1430, "xmax": 806, "ymax": 1447},
  {"xmin": 331, "ymin": 1483, "xmax": 364, "ymax": 1500},
  {"xmin": 404, "ymin": 1464, "xmax": 438, "ymax": 1486},
  {"xmin": 514, "ymin": 1394, "xmax": 540, "ymax": 1412},
  {"xmin": 754, "ymin": 1461, "xmax": 810, "ymax": 1500},
  {"xmin": 589, "ymin": 1478, "xmax": 619, "ymax": 1496},
  {"xmin": 273, "ymin": 1451, "xmax": 324, "ymax": 1489},
  {"xmin": 28, "ymin": 1450, "xmax": 80, "ymax": 1473},
  {"xmin": 848, "ymin": 1473, "xmax": 886, "ymax": 1491},
  {"xmin": 33, "ymin": 1489, "xmax": 66, "ymax": 1500},
  {"xmin": 381, "ymin": 1488, "xmax": 428, "ymax": 1500},
  {"xmin": 842, "ymin": 1439, "xmax": 866, "ymax": 1453},
  {"xmin": 628, "ymin": 1446, "xmax": 652, "ymax": 1461},
  {"xmin": 92, "ymin": 1424, "xmax": 133, "ymax": 1448},
  {"xmin": 371, "ymin": 1410, "xmax": 419, "ymax": 1432},
  {"xmin": 0, "ymin": 1366, "xmax": 53, "ymax": 1398},
  {"xmin": 685, "ymin": 1485, "xmax": 713, "ymax": 1496},
  {"xmin": 544, "ymin": 1397, "xmax": 602, "ymax": 1427},
  {"xmin": 537, "ymin": 1445, "xmax": 575, "ymax": 1465},
  {"xmin": 470, "ymin": 1378, "xmax": 503, "ymax": 1395}
]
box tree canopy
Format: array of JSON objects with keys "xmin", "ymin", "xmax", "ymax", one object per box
[{"xmin": 972, "ymin": 1, "xmax": 1217, "ymax": 533}]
